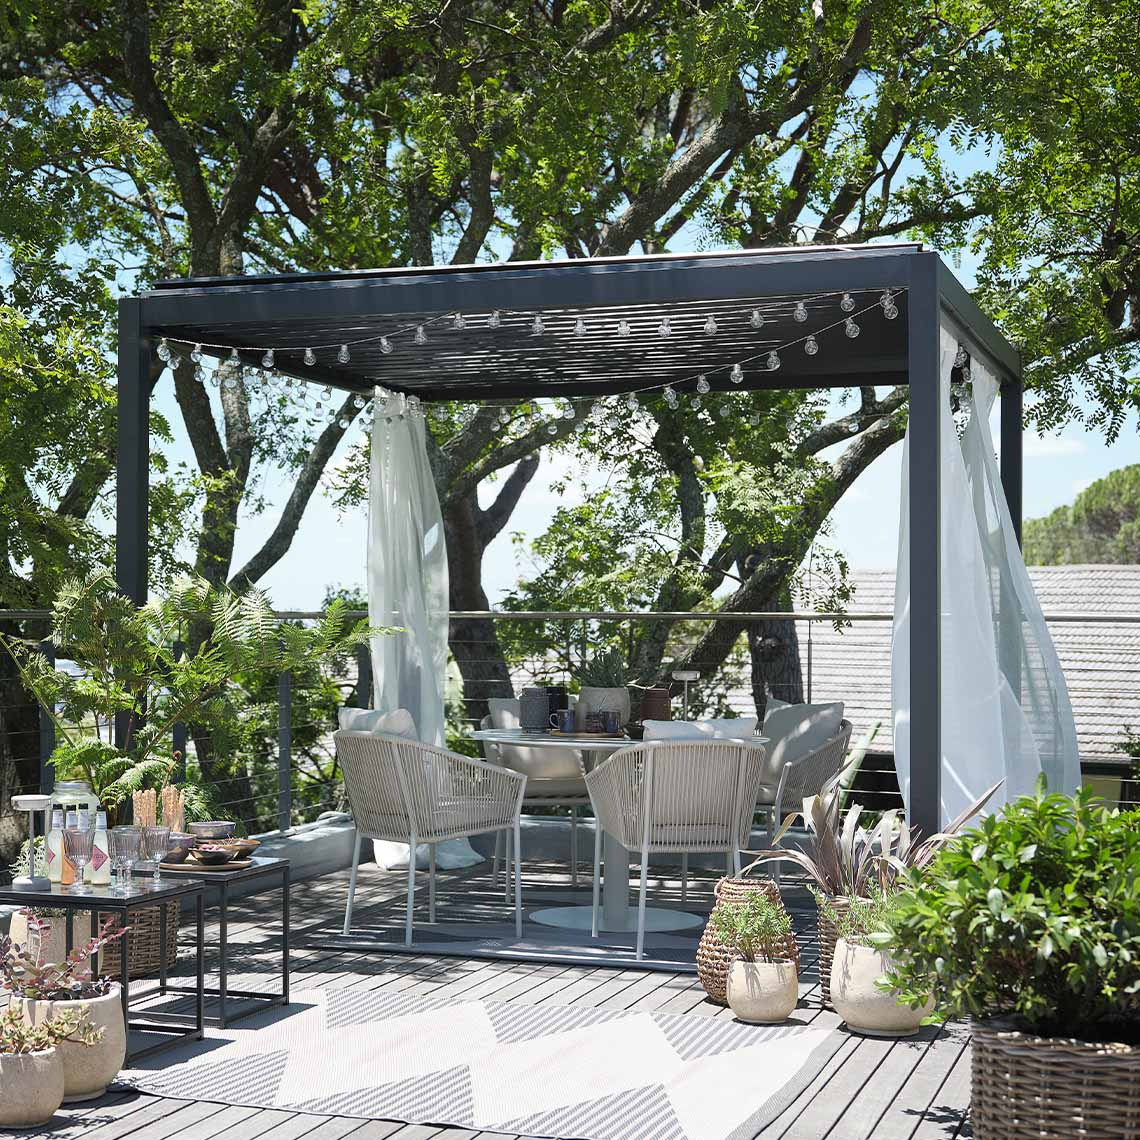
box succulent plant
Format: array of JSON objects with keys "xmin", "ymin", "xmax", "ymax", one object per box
[{"xmin": 2, "ymin": 913, "xmax": 129, "ymax": 1001}]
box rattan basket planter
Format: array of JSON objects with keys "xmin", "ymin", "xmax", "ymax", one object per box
[
  {"xmin": 972, "ymin": 1019, "xmax": 1140, "ymax": 1140},
  {"xmin": 96, "ymin": 902, "xmax": 180, "ymax": 980},
  {"xmin": 817, "ymin": 895, "xmax": 852, "ymax": 1009},
  {"xmin": 696, "ymin": 876, "xmax": 800, "ymax": 1006}
]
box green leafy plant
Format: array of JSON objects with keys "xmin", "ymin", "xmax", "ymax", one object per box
[
  {"xmin": 884, "ymin": 783, "xmax": 1140, "ymax": 1042},
  {"xmin": 745, "ymin": 776, "xmax": 1001, "ymax": 898},
  {"xmin": 0, "ymin": 1006, "xmax": 102, "ymax": 1054},
  {"xmin": 818, "ymin": 886, "xmax": 901, "ymax": 948},
  {"xmin": 2, "ymin": 914, "xmax": 129, "ymax": 1000},
  {"xmin": 0, "ymin": 571, "xmax": 377, "ymax": 820},
  {"xmin": 711, "ymin": 893, "xmax": 794, "ymax": 963},
  {"xmin": 575, "ymin": 648, "xmax": 629, "ymax": 689}
]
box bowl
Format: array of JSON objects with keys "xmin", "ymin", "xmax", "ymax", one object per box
[
  {"xmin": 220, "ymin": 838, "xmax": 260, "ymax": 858},
  {"xmin": 164, "ymin": 833, "xmax": 197, "ymax": 863},
  {"xmin": 190, "ymin": 845, "xmax": 236, "ymax": 867},
  {"xmin": 187, "ymin": 821, "xmax": 237, "ymax": 840}
]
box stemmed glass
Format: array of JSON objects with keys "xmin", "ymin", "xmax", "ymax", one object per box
[
  {"xmin": 141, "ymin": 826, "xmax": 171, "ymax": 883},
  {"xmin": 109, "ymin": 826, "xmax": 141, "ymax": 893},
  {"xmin": 62, "ymin": 826, "xmax": 96, "ymax": 895}
]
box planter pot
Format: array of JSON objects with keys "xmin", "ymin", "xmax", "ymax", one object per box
[
  {"xmin": 577, "ymin": 686, "xmax": 631, "ymax": 730},
  {"xmin": 972, "ymin": 1019, "xmax": 1140, "ymax": 1140},
  {"xmin": 0, "ymin": 1048, "xmax": 65, "ymax": 1128},
  {"xmin": 14, "ymin": 985, "xmax": 126, "ymax": 1102},
  {"xmin": 7, "ymin": 910, "xmax": 95, "ymax": 977},
  {"xmin": 816, "ymin": 895, "xmax": 852, "ymax": 1009},
  {"xmin": 726, "ymin": 959, "xmax": 799, "ymax": 1024},
  {"xmin": 830, "ymin": 938, "xmax": 932, "ymax": 1037}
]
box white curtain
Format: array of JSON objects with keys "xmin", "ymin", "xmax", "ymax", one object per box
[
  {"xmin": 368, "ymin": 387, "xmax": 449, "ymax": 748},
  {"xmin": 892, "ymin": 327, "xmax": 1080, "ymax": 826}
]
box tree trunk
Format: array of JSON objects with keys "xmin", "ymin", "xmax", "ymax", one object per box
[
  {"xmin": 746, "ymin": 589, "xmax": 803, "ymax": 721},
  {"xmin": 0, "ymin": 619, "xmax": 45, "ymax": 869}
]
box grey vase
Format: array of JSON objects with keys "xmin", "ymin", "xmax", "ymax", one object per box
[{"xmin": 519, "ymin": 687, "xmax": 550, "ymax": 732}]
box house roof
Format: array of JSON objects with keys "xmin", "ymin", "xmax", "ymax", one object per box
[{"xmin": 761, "ymin": 565, "xmax": 1140, "ymax": 765}]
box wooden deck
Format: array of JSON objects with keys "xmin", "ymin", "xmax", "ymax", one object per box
[{"xmin": 9, "ymin": 861, "xmax": 972, "ymax": 1140}]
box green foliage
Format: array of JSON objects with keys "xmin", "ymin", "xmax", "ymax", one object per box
[
  {"xmin": 885, "ymin": 786, "xmax": 1140, "ymax": 1040},
  {"xmin": 712, "ymin": 893, "xmax": 793, "ymax": 963},
  {"xmin": 819, "ymin": 886, "xmax": 902, "ymax": 948},
  {"xmin": 0, "ymin": 1006, "xmax": 101, "ymax": 1055},
  {"xmin": 1023, "ymin": 465, "xmax": 1140, "ymax": 565},
  {"xmin": 576, "ymin": 648, "xmax": 629, "ymax": 689}
]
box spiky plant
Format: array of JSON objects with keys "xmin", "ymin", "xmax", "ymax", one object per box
[{"xmin": 1, "ymin": 570, "xmax": 378, "ymax": 822}]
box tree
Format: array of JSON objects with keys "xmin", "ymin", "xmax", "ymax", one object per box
[{"xmin": 1024, "ymin": 465, "xmax": 1140, "ymax": 565}]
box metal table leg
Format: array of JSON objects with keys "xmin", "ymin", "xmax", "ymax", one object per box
[
  {"xmin": 217, "ymin": 879, "xmax": 229, "ymax": 1029},
  {"xmin": 120, "ymin": 907, "xmax": 131, "ymax": 1027},
  {"xmin": 281, "ymin": 865, "xmax": 290, "ymax": 1006},
  {"xmin": 158, "ymin": 902, "xmax": 168, "ymax": 993},
  {"xmin": 195, "ymin": 890, "xmax": 204, "ymax": 1040}
]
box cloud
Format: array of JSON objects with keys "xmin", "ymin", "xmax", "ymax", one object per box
[{"xmin": 1022, "ymin": 434, "xmax": 1086, "ymax": 458}]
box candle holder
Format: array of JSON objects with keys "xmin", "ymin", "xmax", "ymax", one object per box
[{"xmin": 11, "ymin": 794, "xmax": 52, "ymax": 891}]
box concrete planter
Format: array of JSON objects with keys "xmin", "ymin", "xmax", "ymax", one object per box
[
  {"xmin": 726, "ymin": 959, "xmax": 799, "ymax": 1024},
  {"xmin": 7, "ymin": 911, "xmax": 94, "ymax": 974},
  {"xmin": 830, "ymin": 938, "xmax": 933, "ymax": 1037},
  {"xmin": 0, "ymin": 1048, "xmax": 65, "ymax": 1128},
  {"xmin": 14, "ymin": 985, "xmax": 126, "ymax": 1101}
]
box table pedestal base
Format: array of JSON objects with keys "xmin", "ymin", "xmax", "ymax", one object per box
[{"xmin": 529, "ymin": 905, "xmax": 704, "ymax": 933}]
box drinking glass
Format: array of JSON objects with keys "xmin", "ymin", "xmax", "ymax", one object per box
[
  {"xmin": 141, "ymin": 826, "xmax": 172, "ymax": 883},
  {"xmin": 62, "ymin": 826, "xmax": 96, "ymax": 895},
  {"xmin": 109, "ymin": 826, "xmax": 141, "ymax": 893}
]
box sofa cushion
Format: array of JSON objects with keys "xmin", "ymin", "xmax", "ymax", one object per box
[
  {"xmin": 337, "ymin": 707, "xmax": 418, "ymax": 738},
  {"xmin": 642, "ymin": 716, "xmax": 758, "ymax": 741}
]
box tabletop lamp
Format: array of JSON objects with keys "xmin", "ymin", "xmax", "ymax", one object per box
[{"xmin": 11, "ymin": 794, "xmax": 52, "ymax": 891}]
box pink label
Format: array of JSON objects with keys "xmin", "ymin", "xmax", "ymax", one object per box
[
  {"xmin": 46, "ymin": 846, "xmax": 56, "ymax": 865},
  {"xmin": 90, "ymin": 847, "xmax": 108, "ymax": 871}
]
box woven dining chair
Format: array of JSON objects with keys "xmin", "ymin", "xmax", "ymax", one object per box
[
  {"xmin": 334, "ymin": 730, "xmax": 527, "ymax": 945},
  {"xmin": 584, "ymin": 739, "xmax": 768, "ymax": 960}
]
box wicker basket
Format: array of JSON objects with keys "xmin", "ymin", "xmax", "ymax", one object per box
[
  {"xmin": 972, "ymin": 1019, "xmax": 1140, "ymax": 1139},
  {"xmin": 96, "ymin": 901, "xmax": 180, "ymax": 980},
  {"xmin": 817, "ymin": 896, "xmax": 852, "ymax": 1009},
  {"xmin": 696, "ymin": 876, "xmax": 800, "ymax": 1005}
]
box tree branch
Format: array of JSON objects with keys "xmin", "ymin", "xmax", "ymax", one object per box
[{"xmin": 476, "ymin": 454, "xmax": 541, "ymax": 545}]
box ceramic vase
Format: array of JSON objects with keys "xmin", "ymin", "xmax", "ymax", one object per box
[
  {"xmin": 726, "ymin": 958, "xmax": 799, "ymax": 1024},
  {"xmin": 0, "ymin": 1048, "xmax": 65, "ymax": 1127},
  {"xmin": 830, "ymin": 938, "xmax": 933, "ymax": 1037}
]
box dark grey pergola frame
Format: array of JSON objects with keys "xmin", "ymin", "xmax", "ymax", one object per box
[{"xmin": 116, "ymin": 243, "xmax": 1023, "ymax": 836}]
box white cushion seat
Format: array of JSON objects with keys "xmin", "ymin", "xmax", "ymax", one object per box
[
  {"xmin": 642, "ymin": 716, "xmax": 758, "ymax": 741},
  {"xmin": 755, "ymin": 701, "xmax": 844, "ymax": 803}
]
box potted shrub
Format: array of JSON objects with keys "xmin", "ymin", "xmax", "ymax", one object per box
[
  {"xmin": 575, "ymin": 648, "xmax": 631, "ymax": 730},
  {"xmin": 745, "ymin": 776, "xmax": 999, "ymax": 1006},
  {"xmin": 885, "ymin": 784, "xmax": 1140, "ymax": 1140},
  {"xmin": 0, "ymin": 1006, "xmax": 100, "ymax": 1128},
  {"xmin": 3, "ymin": 914, "xmax": 130, "ymax": 1101},
  {"xmin": 711, "ymin": 892, "xmax": 799, "ymax": 1023},
  {"xmin": 823, "ymin": 890, "xmax": 933, "ymax": 1037}
]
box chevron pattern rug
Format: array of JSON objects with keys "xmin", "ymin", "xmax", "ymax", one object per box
[{"xmin": 123, "ymin": 989, "xmax": 841, "ymax": 1140}]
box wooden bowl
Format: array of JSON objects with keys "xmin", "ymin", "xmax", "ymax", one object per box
[{"xmin": 190, "ymin": 845, "xmax": 236, "ymax": 866}]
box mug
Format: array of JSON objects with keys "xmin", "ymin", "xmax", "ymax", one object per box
[
  {"xmin": 549, "ymin": 709, "xmax": 575, "ymax": 733},
  {"xmin": 599, "ymin": 710, "xmax": 622, "ymax": 734}
]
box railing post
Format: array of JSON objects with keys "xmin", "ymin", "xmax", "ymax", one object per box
[
  {"xmin": 806, "ymin": 618, "xmax": 813, "ymax": 705},
  {"xmin": 171, "ymin": 639, "xmax": 187, "ymax": 779},
  {"xmin": 354, "ymin": 645, "xmax": 372, "ymax": 708},
  {"xmin": 277, "ymin": 670, "xmax": 293, "ymax": 833},
  {"xmin": 38, "ymin": 641, "xmax": 55, "ymax": 793}
]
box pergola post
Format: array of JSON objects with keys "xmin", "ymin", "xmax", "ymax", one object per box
[
  {"xmin": 906, "ymin": 255, "xmax": 942, "ymax": 836},
  {"xmin": 1000, "ymin": 377, "xmax": 1024, "ymax": 546}
]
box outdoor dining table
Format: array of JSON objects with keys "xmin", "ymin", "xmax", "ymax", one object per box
[{"xmin": 471, "ymin": 727, "xmax": 704, "ymax": 936}]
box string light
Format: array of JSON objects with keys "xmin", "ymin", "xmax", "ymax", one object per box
[
  {"xmin": 322, "ymin": 385, "xmax": 333, "ymax": 399},
  {"xmin": 262, "ymin": 348, "xmax": 275, "ymax": 369},
  {"xmin": 338, "ymin": 416, "xmax": 351, "ymax": 428},
  {"xmin": 657, "ymin": 316, "xmax": 672, "ymax": 338},
  {"xmin": 804, "ymin": 335, "xmax": 819, "ymax": 355},
  {"xmin": 190, "ymin": 343, "xmax": 203, "ymax": 364},
  {"xmin": 304, "ymin": 347, "xmax": 316, "ymax": 366},
  {"xmin": 844, "ymin": 318, "xmax": 860, "ymax": 339},
  {"xmin": 617, "ymin": 319, "xmax": 631, "ymax": 337},
  {"xmin": 228, "ymin": 347, "xmax": 240, "ymax": 366},
  {"xmin": 766, "ymin": 350, "xmax": 781, "ymax": 370},
  {"xmin": 703, "ymin": 315, "xmax": 718, "ymax": 335},
  {"xmin": 749, "ymin": 309, "xmax": 765, "ymax": 330},
  {"xmin": 691, "ymin": 395, "xmax": 702, "ymax": 409},
  {"xmin": 157, "ymin": 338, "xmax": 171, "ymax": 362},
  {"xmin": 545, "ymin": 422, "xmax": 558, "ymax": 435},
  {"xmin": 337, "ymin": 344, "xmax": 351, "ymax": 363},
  {"xmin": 696, "ymin": 374, "xmax": 711, "ymax": 395},
  {"xmin": 531, "ymin": 313, "xmax": 546, "ymax": 335},
  {"xmin": 730, "ymin": 363, "xmax": 744, "ymax": 384},
  {"xmin": 626, "ymin": 393, "xmax": 639, "ymax": 410},
  {"xmin": 353, "ymin": 395, "xmax": 366, "ymax": 409},
  {"xmin": 793, "ymin": 301, "xmax": 808, "ymax": 323},
  {"xmin": 414, "ymin": 325, "xmax": 427, "ymax": 345},
  {"xmin": 380, "ymin": 336, "xmax": 393, "ymax": 354},
  {"xmin": 954, "ymin": 343, "xmax": 969, "ymax": 368},
  {"xmin": 453, "ymin": 313, "xmax": 467, "ymax": 330},
  {"xmin": 840, "ymin": 293, "xmax": 855, "ymax": 313},
  {"xmin": 574, "ymin": 317, "xmax": 587, "ymax": 337},
  {"xmin": 883, "ymin": 301, "xmax": 899, "ymax": 320},
  {"xmin": 487, "ymin": 310, "xmax": 502, "ymax": 329}
]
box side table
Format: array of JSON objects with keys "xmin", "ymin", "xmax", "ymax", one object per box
[
  {"xmin": 140, "ymin": 857, "xmax": 289, "ymax": 1028},
  {"xmin": 0, "ymin": 879, "xmax": 205, "ymax": 1061}
]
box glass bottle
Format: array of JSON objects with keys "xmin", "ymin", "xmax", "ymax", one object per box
[
  {"xmin": 61, "ymin": 808, "xmax": 78, "ymax": 885},
  {"xmin": 46, "ymin": 805, "xmax": 64, "ymax": 883},
  {"xmin": 88, "ymin": 808, "xmax": 111, "ymax": 884}
]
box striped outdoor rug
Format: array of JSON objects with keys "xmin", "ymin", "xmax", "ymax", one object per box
[{"xmin": 123, "ymin": 988, "xmax": 841, "ymax": 1140}]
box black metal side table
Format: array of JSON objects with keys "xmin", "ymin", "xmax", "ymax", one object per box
[
  {"xmin": 0, "ymin": 879, "xmax": 205, "ymax": 1061},
  {"xmin": 141, "ymin": 856, "xmax": 290, "ymax": 1028}
]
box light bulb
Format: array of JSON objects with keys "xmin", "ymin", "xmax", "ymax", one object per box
[
  {"xmin": 749, "ymin": 413, "xmax": 761, "ymax": 426},
  {"xmin": 414, "ymin": 325, "xmax": 427, "ymax": 345},
  {"xmin": 322, "ymin": 385, "xmax": 333, "ymax": 399},
  {"xmin": 658, "ymin": 316, "xmax": 672, "ymax": 338},
  {"xmin": 954, "ymin": 344, "xmax": 968, "ymax": 368},
  {"xmin": 804, "ymin": 334, "xmax": 819, "ymax": 355},
  {"xmin": 844, "ymin": 318, "xmax": 860, "ymax": 339},
  {"xmin": 353, "ymin": 395, "xmax": 366, "ymax": 409},
  {"xmin": 487, "ymin": 310, "xmax": 501, "ymax": 329},
  {"xmin": 157, "ymin": 338, "xmax": 171, "ymax": 362},
  {"xmin": 879, "ymin": 290, "xmax": 893, "ymax": 309},
  {"xmin": 303, "ymin": 347, "xmax": 316, "ymax": 366},
  {"xmin": 574, "ymin": 317, "xmax": 587, "ymax": 337},
  {"xmin": 617, "ymin": 319, "xmax": 631, "ymax": 337},
  {"xmin": 531, "ymin": 313, "xmax": 545, "ymax": 335},
  {"xmin": 626, "ymin": 393, "xmax": 639, "ymax": 410},
  {"xmin": 691, "ymin": 395, "xmax": 702, "ymax": 410},
  {"xmin": 337, "ymin": 344, "xmax": 350, "ymax": 363},
  {"xmin": 840, "ymin": 292, "xmax": 855, "ymax": 313},
  {"xmin": 562, "ymin": 403, "xmax": 575, "ymax": 420},
  {"xmin": 696, "ymin": 374, "xmax": 710, "ymax": 395},
  {"xmin": 793, "ymin": 301, "xmax": 808, "ymax": 322},
  {"xmin": 338, "ymin": 416, "xmax": 351, "ymax": 428},
  {"xmin": 209, "ymin": 371, "xmax": 221, "ymax": 388},
  {"xmin": 662, "ymin": 385, "xmax": 676, "ymax": 403},
  {"xmin": 228, "ymin": 347, "xmax": 240, "ymax": 366},
  {"xmin": 546, "ymin": 422, "xmax": 558, "ymax": 435},
  {"xmin": 884, "ymin": 302, "xmax": 899, "ymax": 320},
  {"xmin": 192, "ymin": 365, "xmax": 203, "ymax": 383},
  {"xmin": 730, "ymin": 363, "xmax": 744, "ymax": 384},
  {"xmin": 261, "ymin": 348, "xmax": 275, "ymax": 369},
  {"xmin": 498, "ymin": 409, "xmax": 511, "ymax": 424},
  {"xmin": 749, "ymin": 309, "xmax": 765, "ymax": 330},
  {"xmin": 703, "ymin": 315, "xmax": 718, "ymax": 335},
  {"xmin": 380, "ymin": 336, "xmax": 393, "ymax": 354},
  {"xmin": 453, "ymin": 312, "xmax": 467, "ymax": 329},
  {"xmin": 719, "ymin": 405, "xmax": 730, "ymax": 418},
  {"xmin": 190, "ymin": 343, "xmax": 203, "ymax": 364}
]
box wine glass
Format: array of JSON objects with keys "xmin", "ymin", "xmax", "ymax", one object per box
[
  {"xmin": 141, "ymin": 826, "xmax": 171, "ymax": 883},
  {"xmin": 62, "ymin": 826, "xmax": 96, "ymax": 895},
  {"xmin": 109, "ymin": 826, "xmax": 141, "ymax": 893}
]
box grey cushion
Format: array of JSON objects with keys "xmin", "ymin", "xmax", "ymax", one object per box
[
  {"xmin": 337, "ymin": 707, "xmax": 418, "ymax": 738},
  {"xmin": 757, "ymin": 701, "xmax": 844, "ymax": 800}
]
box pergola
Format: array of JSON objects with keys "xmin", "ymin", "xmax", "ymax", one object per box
[{"xmin": 116, "ymin": 242, "xmax": 1023, "ymax": 836}]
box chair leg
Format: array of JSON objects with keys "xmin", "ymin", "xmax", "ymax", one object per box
[
  {"xmin": 428, "ymin": 843, "xmax": 437, "ymax": 924},
  {"xmin": 681, "ymin": 852, "xmax": 688, "ymax": 903},
  {"xmin": 342, "ymin": 831, "xmax": 362, "ymax": 936},
  {"xmin": 404, "ymin": 841, "xmax": 417, "ymax": 947},
  {"xmin": 504, "ymin": 829, "xmax": 514, "ymax": 905},
  {"xmin": 570, "ymin": 806, "xmax": 579, "ymax": 889},
  {"xmin": 513, "ymin": 822, "xmax": 523, "ymax": 939},
  {"xmin": 591, "ymin": 822, "xmax": 602, "ymax": 938},
  {"xmin": 636, "ymin": 849, "xmax": 649, "ymax": 962},
  {"xmin": 732, "ymin": 849, "xmax": 742, "ymax": 877},
  {"xmin": 492, "ymin": 831, "xmax": 502, "ymax": 888}
]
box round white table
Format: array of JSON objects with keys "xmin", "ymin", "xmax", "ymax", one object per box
[{"xmin": 471, "ymin": 728, "xmax": 704, "ymax": 935}]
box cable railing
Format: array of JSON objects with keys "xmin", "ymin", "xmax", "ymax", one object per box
[{"xmin": 2, "ymin": 606, "xmax": 1139, "ymax": 844}]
